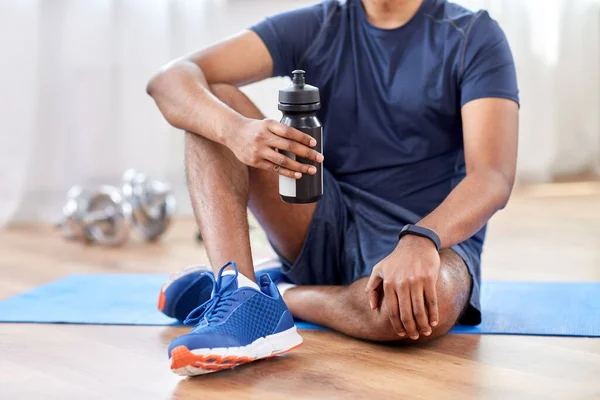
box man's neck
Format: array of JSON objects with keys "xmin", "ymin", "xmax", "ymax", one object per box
[{"xmin": 361, "ymin": 0, "xmax": 424, "ymax": 29}]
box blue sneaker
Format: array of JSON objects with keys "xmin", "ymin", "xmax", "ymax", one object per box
[
  {"xmin": 158, "ymin": 266, "xmax": 214, "ymax": 322},
  {"xmin": 168, "ymin": 261, "xmax": 302, "ymax": 376},
  {"xmin": 158, "ymin": 257, "xmax": 289, "ymax": 323}
]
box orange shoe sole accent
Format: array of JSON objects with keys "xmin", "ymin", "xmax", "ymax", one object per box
[
  {"xmin": 158, "ymin": 290, "xmax": 166, "ymax": 312},
  {"xmin": 170, "ymin": 342, "xmax": 303, "ymax": 372},
  {"xmin": 170, "ymin": 346, "xmax": 254, "ymax": 371}
]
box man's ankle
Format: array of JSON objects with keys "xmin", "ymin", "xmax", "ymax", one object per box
[{"xmin": 277, "ymin": 282, "xmax": 297, "ymax": 301}]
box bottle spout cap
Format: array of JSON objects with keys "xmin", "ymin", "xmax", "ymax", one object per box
[
  {"xmin": 278, "ymin": 70, "xmax": 320, "ymax": 110},
  {"xmin": 292, "ymin": 70, "xmax": 305, "ymax": 89}
]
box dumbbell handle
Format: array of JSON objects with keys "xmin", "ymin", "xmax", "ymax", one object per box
[{"xmin": 82, "ymin": 206, "xmax": 118, "ymax": 225}]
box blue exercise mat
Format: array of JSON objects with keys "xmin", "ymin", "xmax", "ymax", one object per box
[{"xmin": 0, "ymin": 274, "xmax": 598, "ymax": 337}]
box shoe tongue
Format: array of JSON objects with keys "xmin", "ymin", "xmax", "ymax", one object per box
[{"xmin": 220, "ymin": 270, "xmax": 259, "ymax": 294}]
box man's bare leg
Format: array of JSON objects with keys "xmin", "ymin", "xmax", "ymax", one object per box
[
  {"xmin": 185, "ymin": 84, "xmax": 315, "ymax": 279},
  {"xmin": 282, "ymin": 250, "xmax": 472, "ymax": 342},
  {"xmin": 185, "ymin": 84, "xmax": 470, "ymax": 343}
]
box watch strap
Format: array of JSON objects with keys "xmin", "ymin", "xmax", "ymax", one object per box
[{"xmin": 398, "ymin": 224, "xmax": 441, "ymax": 251}]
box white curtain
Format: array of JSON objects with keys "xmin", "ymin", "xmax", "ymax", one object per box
[
  {"xmin": 1, "ymin": 0, "xmax": 599, "ymax": 226},
  {"xmin": 463, "ymin": 0, "xmax": 600, "ymax": 182}
]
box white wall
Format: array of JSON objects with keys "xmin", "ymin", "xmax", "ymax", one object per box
[{"xmin": 0, "ymin": 0, "xmax": 599, "ymax": 225}]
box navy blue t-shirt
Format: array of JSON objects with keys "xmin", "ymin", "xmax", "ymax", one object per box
[{"xmin": 251, "ymin": 0, "xmax": 518, "ymax": 255}]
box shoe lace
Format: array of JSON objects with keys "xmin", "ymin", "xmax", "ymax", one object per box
[{"xmin": 184, "ymin": 261, "xmax": 239, "ymax": 326}]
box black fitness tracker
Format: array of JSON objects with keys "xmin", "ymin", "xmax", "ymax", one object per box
[{"xmin": 398, "ymin": 224, "xmax": 441, "ymax": 251}]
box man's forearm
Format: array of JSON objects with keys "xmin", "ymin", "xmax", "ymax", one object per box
[
  {"xmin": 146, "ymin": 61, "xmax": 245, "ymax": 145},
  {"xmin": 416, "ymin": 170, "xmax": 513, "ymax": 249}
]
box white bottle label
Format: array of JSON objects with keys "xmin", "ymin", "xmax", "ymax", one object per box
[
  {"xmin": 279, "ymin": 175, "xmax": 296, "ymax": 197},
  {"xmin": 279, "ymin": 152, "xmax": 296, "ymax": 197}
]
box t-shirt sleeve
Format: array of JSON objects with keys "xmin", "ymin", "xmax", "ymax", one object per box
[
  {"xmin": 250, "ymin": 3, "xmax": 326, "ymax": 78},
  {"xmin": 459, "ymin": 11, "xmax": 519, "ymax": 107}
]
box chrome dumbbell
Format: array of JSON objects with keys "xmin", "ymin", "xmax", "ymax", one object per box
[
  {"xmin": 122, "ymin": 169, "xmax": 176, "ymax": 241},
  {"xmin": 57, "ymin": 185, "xmax": 131, "ymax": 246}
]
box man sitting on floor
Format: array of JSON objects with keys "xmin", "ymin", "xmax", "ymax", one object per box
[{"xmin": 148, "ymin": 0, "xmax": 519, "ymax": 375}]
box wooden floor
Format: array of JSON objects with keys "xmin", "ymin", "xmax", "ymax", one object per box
[{"xmin": 1, "ymin": 182, "xmax": 599, "ymax": 400}]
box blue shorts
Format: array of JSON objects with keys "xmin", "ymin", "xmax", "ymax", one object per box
[{"xmin": 272, "ymin": 168, "xmax": 482, "ymax": 325}]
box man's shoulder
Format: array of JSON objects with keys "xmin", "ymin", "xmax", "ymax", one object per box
[
  {"xmin": 425, "ymin": 1, "xmax": 499, "ymax": 40},
  {"xmin": 315, "ymin": 0, "xmax": 349, "ymax": 23},
  {"xmin": 262, "ymin": 0, "xmax": 346, "ymax": 32},
  {"xmin": 296, "ymin": 0, "xmax": 346, "ymax": 19}
]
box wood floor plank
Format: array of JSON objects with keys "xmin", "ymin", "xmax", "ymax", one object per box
[{"xmin": 0, "ymin": 184, "xmax": 599, "ymax": 399}]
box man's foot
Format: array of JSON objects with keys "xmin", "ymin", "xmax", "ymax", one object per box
[
  {"xmin": 158, "ymin": 257, "xmax": 288, "ymax": 323},
  {"xmin": 168, "ymin": 261, "xmax": 303, "ymax": 376}
]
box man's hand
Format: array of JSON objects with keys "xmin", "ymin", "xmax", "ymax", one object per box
[
  {"xmin": 225, "ymin": 118, "xmax": 324, "ymax": 179},
  {"xmin": 365, "ymin": 235, "xmax": 441, "ymax": 340}
]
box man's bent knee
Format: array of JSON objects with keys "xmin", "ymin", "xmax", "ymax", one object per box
[
  {"xmin": 362, "ymin": 300, "xmax": 456, "ymax": 343},
  {"xmin": 208, "ymin": 83, "xmax": 265, "ymax": 121},
  {"xmin": 356, "ymin": 252, "xmax": 471, "ymax": 343},
  {"xmin": 208, "ymin": 83, "xmax": 237, "ymax": 105}
]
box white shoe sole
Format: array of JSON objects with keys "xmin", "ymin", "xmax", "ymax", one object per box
[{"xmin": 170, "ymin": 326, "xmax": 303, "ymax": 376}]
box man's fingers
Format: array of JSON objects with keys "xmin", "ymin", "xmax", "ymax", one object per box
[
  {"xmin": 368, "ymin": 290, "xmax": 379, "ymax": 311},
  {"xmin": 365, "ymin": 270, "xmax": 382, "ymax": 292},
  {"xmin": 398, "ymin": 281, "xmax": 419, "ymax": 339},
  {"xmin": 424, "ymin": 277, "xmax": 439, "ymax": 328},
  {"xmin": 365, "ymin": 272, "xmax": 383, "ymax": 310},
  {"xmin": 271, "ymin": 137, "xmax": 323, "ymax": 164},
  {"xmin": 383, "ymin": 282, "xmax": 405, "ymax": 337},
  {"xmin": 258, "ymin": 161, "xmax": 300, "ymax": 179},
  {"xmin": 410, "ymin": 282, "xmax": 432, "ymax": 337},
  {"xmin": 264, "ymin": 149, "xmax": 315, "ymax": 175},
  {"xmin": 268, "ymin": 121, "xmax": 318, "ymax": 148}
]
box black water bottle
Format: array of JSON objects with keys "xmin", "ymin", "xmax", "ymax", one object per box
[{"xmin": 278, "ymin": 70, "xmax": 323, "ymax": 203}]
